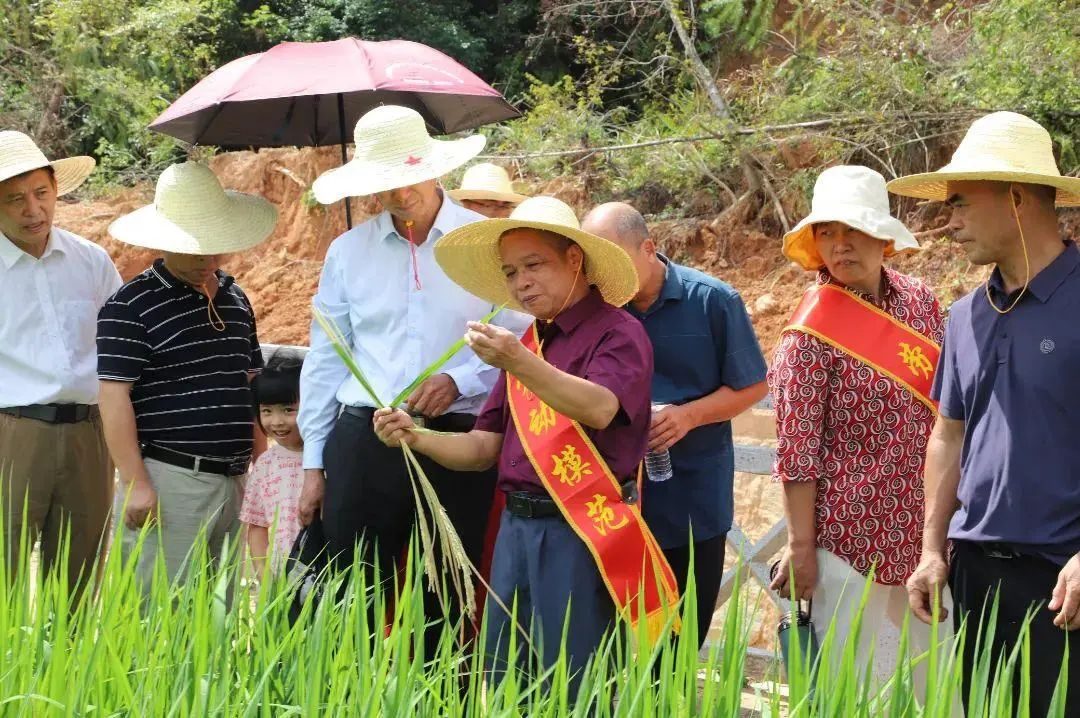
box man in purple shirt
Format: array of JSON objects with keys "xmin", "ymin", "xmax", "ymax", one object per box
[
  {"xmin": 893, "ymin": 112, "xmax": 1080, "ymax": 715},
  {"xmin": 374, "ymin": 196, "xmax": 652, "ymax": 697}
]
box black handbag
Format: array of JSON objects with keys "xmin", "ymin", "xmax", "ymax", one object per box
[{"xmin": 284, "ymin": 516, "xmax": 330, "ymax": 624}]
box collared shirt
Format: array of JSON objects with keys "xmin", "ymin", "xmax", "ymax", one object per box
[
  {"xmin": 625, "ymin": 257, "xmax": 767, "ymax": 548},
  {"xmin": 934, "ymin": 241, "xmax": 1080, "ymax": 565},
  {"xmin": 97, "ymin": 260, "xmax": 263, "ymax": 460},
  {"xmin": 770, "ymin": 268, "xmax": 944, "ymax": 585},
  {"xmin": 0, "ymin": 227, "xmax": 122, "ymax": 406},
  {"xmin": 475, "ymin": 287, "xmax": 654, "ymax": 494},
  {"xmin": 298, "ymin": 196, "xmax": 531, "ymax": 469}
]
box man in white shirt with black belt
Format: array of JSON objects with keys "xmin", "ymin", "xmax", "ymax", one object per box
[
  {"xmin": 298, "ymin": 105, "xmax": 529, "ymax": 655},
  {"xmin": 0, "ymin": 131, "xmax": 121, "ymax": 594}
]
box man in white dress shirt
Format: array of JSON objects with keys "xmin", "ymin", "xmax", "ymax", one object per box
[
  {"xmin": 298, "ymin": 105, "xmax": 528, "ymax": 653},
  {"xmin": 0, "ymin": 131, "xmax": 121, "ymax": 593}
]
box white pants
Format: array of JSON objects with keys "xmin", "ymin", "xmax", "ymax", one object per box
[{"xmin": 812, "ymin": 549, "xmax": 954, "ymax": 697}]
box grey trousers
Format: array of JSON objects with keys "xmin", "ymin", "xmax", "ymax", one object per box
[
  {"xmin": 113, "ymin": 457, "xmax": 240, "ymax": 591},
  {"xmin": 484, "ymin": 509, "xmax": 615, "ymax": 699}
]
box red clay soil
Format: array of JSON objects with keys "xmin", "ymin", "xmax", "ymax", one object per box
[{"xmin": 55, "ymin": 147, "xmax": 1079, "ymax": 353}]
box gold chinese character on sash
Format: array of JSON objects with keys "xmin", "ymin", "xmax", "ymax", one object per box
[
  {"xmin": 585, "ymin": 493, "xmax": 629, "ymax": 536},
  {"xmin": 898, "ymin": 342, "xmax": 934, "ymax": 380},
  {"xmin": 512, "ymin": 376, "xmax": 535, "ymax": 401},
  {"xmin": 529, "ymin": 403, "xmax": 557, "ymax": 436},
  {"xmin": 551, "ymin": 444, "xmax": 593, "ymax": 487}
]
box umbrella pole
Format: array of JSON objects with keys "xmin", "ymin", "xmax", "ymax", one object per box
[{"xmin": 337, "ymin": 93, "xmax": 353, "ymax": 229}]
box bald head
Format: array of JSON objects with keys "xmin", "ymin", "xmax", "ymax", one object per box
[{"xmin": 582, "ymin": 202, "xmax": 650, "ymax": 251}]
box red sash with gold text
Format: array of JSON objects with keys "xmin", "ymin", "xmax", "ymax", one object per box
[
  {"xmin": 783, "ymin": 284, "xmax": 940, "ymax": 411},
  {"xmin": 507, "ymin": 324, "xmax": 681, "ymax": 639}
]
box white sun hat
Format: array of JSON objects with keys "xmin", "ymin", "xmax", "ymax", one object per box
[
  {"xmin": 434, "ymin": 195, "xmax": 639, "ymax": 311},
  {"xmin": 0, "ymin": 131, "xmax": 95, "ymax": 196},
  {"xmin": 447, "ymin": 162, "xmax": 528, "ymax": 205},
  {"xmin": 887, "ymin": 112, "xmax": 1080, "ymax": 206},
  {"xmin": 783, "ymin": 165, "xmax": 919, "ymax": 271},
  {"xmin": 312, "ymin": 105, "xmax": 486, "ymax": 204},
  {"xmin": 109, "ymin": 162, "xmax": 277, "ymax": 255}
]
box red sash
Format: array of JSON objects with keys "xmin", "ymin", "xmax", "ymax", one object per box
[
  {"xmin": 783, "ymin": 284, "xmax": 940, "ymax": 411},
  {"xmin": 506, "ymin": 325, "xmax": 680, "ymax": 640}
]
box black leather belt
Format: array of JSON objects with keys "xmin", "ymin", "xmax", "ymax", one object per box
[
  {"xmin": 506, "ymin": 491, "xmax": 563, "ymax": 519},
  {"xmin": 506, "ymin": 479, "xmax": 639, "ymax": 520},
  {"xmin": 141, "ymin": 443, "xmax": 249, "ymax": 477},
  {"xmin": 0, "ymin": 404, "xmax": 93, "ymax": 424},
  {"xmin": 341, "ymin": 405, "xmax": 477, "ymax": 433}
]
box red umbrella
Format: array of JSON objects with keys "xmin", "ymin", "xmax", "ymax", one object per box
[
  {"xmin": 149, "ymin": 38, "xmax": 520, "ymax": 225},
  {"xmin": 151, "ymin": 38, "xmax": 519, "ymax": 147}
]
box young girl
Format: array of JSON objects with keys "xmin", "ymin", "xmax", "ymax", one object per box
[{"xmin": 240, "ymin": 350, "xmax": 306, "ymax": 574}]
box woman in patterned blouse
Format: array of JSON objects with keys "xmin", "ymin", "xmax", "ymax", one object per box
[{"xmin": 768, "ymin": 166, "xmax": 951, "ymax": 694}]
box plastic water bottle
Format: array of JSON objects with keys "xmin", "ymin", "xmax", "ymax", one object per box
[{"xmin": 645, "ymin": 403, "xmax": 674, "ymax": 482}]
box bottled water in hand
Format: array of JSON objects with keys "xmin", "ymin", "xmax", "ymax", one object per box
[
  {"xmin": 645, "ymin": 448, "xmax": 673, "ymax": 482},
  {"xmin": 646, "ymin": 403, "xmax": 674, "ymax": 482}
]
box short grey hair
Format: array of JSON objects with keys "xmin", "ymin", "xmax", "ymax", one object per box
[
  {"xmin": 613, "ymin": 208, "xmax": 649, "ymax": 249},
  {"xmin": 584, "ymin": 202, "xmax": 650, "ymax": 249}
]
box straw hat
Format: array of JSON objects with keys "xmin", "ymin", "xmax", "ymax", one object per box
[
  {"xmin": 312, "ymin": 105, "xmax": 485, "ymax": 203},
  {"xmin": 0, "ymin": 131, "xmax": 95, "ymax": 196},
  {"xmin": 887, "ymin": 112, "xmax": 1080, "ymax": 206},
  {"xmin": 783, "ymin": 165, "xmax": 919, "ymax": 271},
  {"xmin": 109, "ymin": 162, "xmax": 277, "ymax": 255},
  {"xmin": 447, "ymin": 163, "xmax": 528, "ymax": 204},
  {"xmin": 434, "ymin": 196, "xmax": 639, "ymax": 311}
]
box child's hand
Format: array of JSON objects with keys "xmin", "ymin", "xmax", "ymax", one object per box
[{"xmin": 373, "ymin": 408, "xmax": 417, "ymax": 448}]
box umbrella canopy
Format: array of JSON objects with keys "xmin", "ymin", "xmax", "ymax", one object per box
[{"xmin": 149, "ymin": 38, "xmax": 520, "ymax": 149}]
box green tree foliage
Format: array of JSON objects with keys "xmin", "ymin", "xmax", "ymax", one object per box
[
  {"xmin": 1, "ymin": 0, "xmax": 1076, "ymax": 195},
  {"xmin": 1, "ymin": 0, "xmax": 244, "ymax": 183},
  {"xmin": 248, "ymin": 0, "xmax": 542, "ymax": 96}
]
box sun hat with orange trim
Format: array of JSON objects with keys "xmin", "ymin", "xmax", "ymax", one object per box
[
  {"xmin": 886, "ymin": 112, "xmax": 1080, "ymax": 206},
  {"xmin": 433, "ymin": 195, "xmax": 639, "ymax": 311},
  {"xmin": 109, "ymin": 162, "xmax": 277, "ymax": 255},
  {"xmin": 783, "ymin": 165, "xmax": 919, "ymax": 271},
  {"xmin": 312, "ymin": 105, "xmax": 486, "ymax": 203},
  {"xmin": 0, "ymin": 131, "xmax": 95, "ymax": 196},
  {"xmin": 447, "ymin": 163, "xmax": 528, "ymax": 205}
]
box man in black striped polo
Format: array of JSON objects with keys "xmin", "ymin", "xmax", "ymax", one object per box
[{"xmin": 96, "ymin": 162, "xmax": 276, "ymax": 588}]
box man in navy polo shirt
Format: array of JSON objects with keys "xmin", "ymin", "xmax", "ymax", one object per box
[
  {"xmin": 896, "ymin": 112, "xmax": 1080, "ymax": 715},
  {"xmin": 583, "ymin": 202, "xmax": 768, "ymax": 646}
]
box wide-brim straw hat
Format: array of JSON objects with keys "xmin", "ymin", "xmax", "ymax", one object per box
[
  {"xmin": 312, "ymin": 105, "xmax": 485, "ymax": 203},
  {"xmin": 783, "ymin": 165, "xmax": 919, "ymax": 271},
  {"xmin": 434, "ymin": 195, "xmax": 639, "ymax": 311},
  {"xmin": 447, "ymin": 162, "xmax": 528, "ymax": 204},
  {"xmin": 887, "ymin": 112, "xmax": 1080, "ymax": 206},
  {"xmin": 0, "ymin": 131, "xmax": 95, "ymax": 196},
  {"xmin": 110, "ymin": 162, "xmax": 277, "ymax": 255}
]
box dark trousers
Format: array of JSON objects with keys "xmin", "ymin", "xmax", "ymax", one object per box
[
  {"xmin": 484, "ymin": 510, "xmax": 615, "ymax": 700},
  {"xmin": 949, "ymin": 540, "xmax": 1080, "ymax": 717},
  {"xmin": 322, "ymin": 409, "xmax": 496, "ymax": 658},
  {"xmin": 661, "ymin": 533, "xmax": 727, "ymax": 649}
]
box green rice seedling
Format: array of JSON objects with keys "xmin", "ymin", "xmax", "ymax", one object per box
[{"xmin": 0, "ymin": 477, "xmax": 1073, "ymax": 717}]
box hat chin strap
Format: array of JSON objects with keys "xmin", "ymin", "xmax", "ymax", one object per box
[
  {"xmin": 983, "ymin": 193, "xmax": 1030, "ymax": 315},
  {"xmin": 538, "ymin": 261, "xmax": 584, "ymax": 347}
]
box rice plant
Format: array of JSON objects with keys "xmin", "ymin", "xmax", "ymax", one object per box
[{"xmin": 0, "ymin": 497, "xmax": 1069, "ymax": 717}]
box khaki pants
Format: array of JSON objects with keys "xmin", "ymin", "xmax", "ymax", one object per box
[
  {"xmin": 0, "ymin": 410, "xmax": 113, "ymax": 592},
  {"xmin": 114, "ymin": 457, "xmax": 240, "ymax": 591}
]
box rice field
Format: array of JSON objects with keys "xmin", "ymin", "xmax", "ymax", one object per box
[{"xmin": 0, "ymin": 518, "xmax": 1067, "ymax": 717}]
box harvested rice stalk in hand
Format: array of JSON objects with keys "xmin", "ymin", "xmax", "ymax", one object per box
[{"xmin": 311, "ymin": 304, "xmax": 503, "ymax": 619}]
